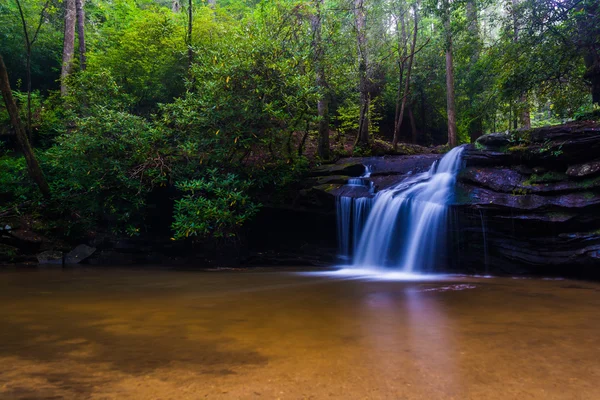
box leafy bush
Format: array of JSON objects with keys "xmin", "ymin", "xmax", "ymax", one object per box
[
  {"xmin": 43, "ymin": 108, "xmax": 172, "ymax": 231},
  {"xmin": 172, "ymin": 171, "xmax": 260, "ymax": 239}
]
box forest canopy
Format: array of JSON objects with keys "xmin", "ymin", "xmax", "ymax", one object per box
[{"xmin": 1, "ymin": 0, "xmax": 599, "ymax": 240}]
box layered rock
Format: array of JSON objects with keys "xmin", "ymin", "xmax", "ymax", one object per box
[{"xmin": 454, "ymin": 121, "xmax": 600, "ymax": 276}]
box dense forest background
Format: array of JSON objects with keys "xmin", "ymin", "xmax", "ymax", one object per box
[{"xmin": 1, "ymin": 0, "xmax": 599, "ymax": 243}]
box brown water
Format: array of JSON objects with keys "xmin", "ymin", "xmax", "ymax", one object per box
[{"xmin": 1, "ymin": 268, "xmax": 599, "ymax": 400}]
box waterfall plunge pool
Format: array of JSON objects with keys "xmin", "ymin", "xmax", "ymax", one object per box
[{"xmin": 0, "ymin": 266, "xmax": 598, "ymax": 400}]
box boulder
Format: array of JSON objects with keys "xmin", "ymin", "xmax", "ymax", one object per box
[
  {"xmin": 64, "ymin": 244, "xmax": 96, "ymax": 264},
  {"xmin": 37, "ymin": 250, "xmax": 63, "ymax": 265}
]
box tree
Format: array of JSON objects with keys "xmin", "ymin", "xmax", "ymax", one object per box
[
  {"xmin": 466, "ymin": 0, "xmax": 483, "ymax": 141},
  {"xmin": 61, "ymin": 0, "xmax": 76, "ymax": 96},
  {"xmin": 311, "ymin": 0, "xmax": 330, "ymax": 159},
  {"xmin": 14, "ymin": 0, "xmax": 51, "ymax": 137},
  {"xmin": 392, "ymin": 2, "xmax": 419, "ymax": 149},
  {"xmin": 442, "ymin": 0, "xmax": 457, "ymax": 147},
  {"xmin": 354, "ymin": 0, "xmax": 370, "ymax": 148},
  {"xmin": 511, "ymin": 0, "xmax": 530, "ymax": 129},
  {"xmin": 187, "ymin": 0, "xmax": 193, "ymax": 69},
  {"xmin": 75, "ymin": 0, "xmax": 86, "ymax": 70},
  {"xmin": 0, "ymin": 54, "xmax": 50, "ymax": 198}
]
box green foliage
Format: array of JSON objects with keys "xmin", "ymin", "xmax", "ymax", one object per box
[
  {"xmin": 1, "ymin": 0, "xmax": 598, "ymax": 245},
  {"xmin": 172, "ymin": 171, "xmax": 260, "ymax": 239},
  {"xmin": 0, "ymin": 155, "xmax": 38, "ymax": 206},
  {"xmin": 43, "ymin": 108, "xmax": 171, "ymax": 231}
]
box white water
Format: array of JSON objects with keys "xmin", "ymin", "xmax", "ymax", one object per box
[
  {"xmin": 336, "ymin": 165, "xmax": 374, "ymax": 260},
  {"xmin": 337, "ymin": 146, "xmax": 465, "ymax": 273}
]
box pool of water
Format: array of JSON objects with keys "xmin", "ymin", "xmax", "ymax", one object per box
[{"xmin": 1, "ymin": 267, "xmax": 599, "ymax": 399}]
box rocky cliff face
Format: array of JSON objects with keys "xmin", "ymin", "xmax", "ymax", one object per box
[{"xmin": 455, "ymin": 121, "xmax": 600, "ymax": 276}]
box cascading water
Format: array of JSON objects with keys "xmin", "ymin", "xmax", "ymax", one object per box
[
  {"xmin": 339, "ymin": 146, "xmax": 465, "ymax": 273},
  {"xmin": 336, "ymin": 165, "xmax": 374, "ymax": 260}
]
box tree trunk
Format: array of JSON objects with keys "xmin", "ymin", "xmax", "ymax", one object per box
[
  {"xmin": 393, "ymin": 4, "xmax": 418, "ymax": 149},
  {"xmin": 75, "ymin": 0, "xmax": 86, "ymax": 70},
  {"xmin": 187, "ymin": 0, "xmax": 193, "ymax": 69},
  {"xmin": 61, "ymin": 0, "xmax": 76, "ymax": 96},
  {"xmin": 467, "ymin": 0, "xmax": 483, "ymax": 142},
  {"xmin": 354, "ymin": 0, "xmax": 369, "ymax": 147},
  {"xmin": 408, "ymin": 104, "xmax": 418, "ymax": 144},
  {"xmin": 520, "ymin": 93, "xmax": 531, "ymax": 129},
  {"xmin": 443, "ymin": 2, "xmax": 457, "ymax": 147},
  {"xmin": 15, "ymin": 0, "xmax": 51, "ymax": 139},
  {"xmin": 583, "ymin": 52, "xmax": 600, "ymax": 106},
  {"xmin": 0, "ymin": 55, "xmax": 50, "ymax": 198},
  {"xmin": 172, "ymin": 0, "xmax": 180, "ymax": 12},
  {"xmin": 512, "ymin": 0, "xmax": 530, "ymax": 127},
  {"xmin": 311, "ymin": 0, "xmax": 329, "ymax": 159}
]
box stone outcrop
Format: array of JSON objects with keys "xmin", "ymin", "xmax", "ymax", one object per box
[
  {"xmin": 454, "ymin": 121, "xmax": 600, "ymax": 276},
  {"xmin": 294, "ymin": 154, "xmax": 442, "ymax": 212}
]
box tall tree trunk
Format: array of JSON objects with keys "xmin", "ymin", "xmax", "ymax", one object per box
[
  {"xmin": 354, "ymin": 0, "xmax": 369, "ymax": 147},
  {"xmin": 0, "ymin": 55, "xmax": 50, "ymax": 198},
  {"xmin": 584, "ymin": 53, "xmax": 600, "ymax": 106},
  {"xmin": 311, "ymin": 0, "xmax": 329, "ymax": 159},
  {"xmin": 443, "ymin": 1, "xmax": 457, "ymax": 147},
  {"xmin": 512, "ymin": 0, "xmax": 530, "ymax": 128},
  {"xmin": 519, "ymin": 93, "xmax": 531, "ymax": 129},
  {"xmin": 187, "ymin": 0, "xmax": 193, "ymax": 69},
  {"xmin": 393, "ymin": 4, "xmax": 418, "ymax": 149},
  {"xmin": 15, "ymin": 0, "xmax": 51, "ymax": 139},
  {"xmin": 392, "ymin": 9, "xmax": 406, "ymax": 147},
  {"xmin": 61, "ymin": 0, "xmax": 76, "ymax": 96},
  {"xmin": 75, "ymin": 0, "xmax": 86, "ymax": 70},
  {"xmin": 467, "ymin": 0, "xmax": 483, "ymax": 142},
  {"xmin": 408, "ymin": 104, "xmax": 418, "ymax": 144}
]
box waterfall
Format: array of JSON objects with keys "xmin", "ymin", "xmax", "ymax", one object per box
[
  {"xmin": 336, "ymin": 165, "xmax": 374, "ymax": 261},
  {"xmin": 339, "ymin": 146, "xmax": 465, "ymax": 273}
]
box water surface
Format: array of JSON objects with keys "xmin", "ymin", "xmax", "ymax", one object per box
[{"xmin": 1, "ymin": 267, "xmax": 599, "ymax": 399}]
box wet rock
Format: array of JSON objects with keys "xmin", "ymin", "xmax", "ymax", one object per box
[
  {"xmin": 309, "ymin": 162, "xmax": 365, "ymax": 177},
  {"xmin": 64, "ymin": 244, "xmax": 96, "ymax": 264},
  {"xmin": 37, "ymin": 250, "xmax": 63, "ymax": 265},
  {"xmin": 567, "ymin": 160, "xmax": 600, "ymax": 178},
  {"xmin": 455, "ymin": 122, "xmax": 600, "ymax": 276}
]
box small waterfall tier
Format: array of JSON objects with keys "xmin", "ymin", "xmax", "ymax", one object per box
[{"xmin": 336, "ymin": 146, "xmax": 465, "ymax": 272}]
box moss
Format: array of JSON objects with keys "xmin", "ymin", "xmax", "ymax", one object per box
[
  {"xmin": 576, "ymin": 176, "xmax": 600, "ymax": 189},
  {"xmin": 507, "ymin": 129, "xmax": 532, "ymax": 145},
  {"xmin": 524, "ymin": 171, "xmax": 567, "ymax": 186},
  {"xmin": 508, "ymin": 144, "xmax": 528, "ymax": 152},
  {"xmin": 511, "ymin": 187, "xmax": 531, "ymax": 196},
  {"xmin": 314, "ymin": 183, "xmax": 342, "ymax": 193}
]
